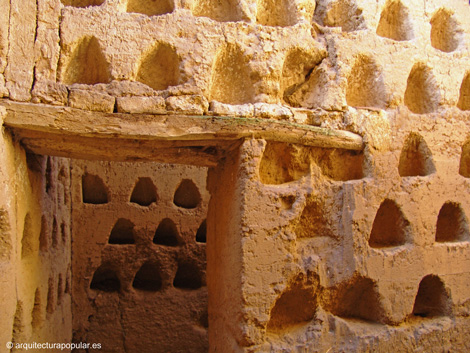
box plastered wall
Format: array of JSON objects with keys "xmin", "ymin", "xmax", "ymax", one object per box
[
  {"xmin": 208, "ymin": 123, "xmax": 470, "ymax": 352},
  {"xmin": 70, "ymin": 160, "xmax": 209, "ymax": 353},
  {"xmin": 0, "ymin": 107, "xmax": 72, "ymax": 353},
  {"xmin": 0, "ymin": 0, "xmax": 469, "ymax": 120},
  {"xmin": 0, "ymin": 0, "xmax": 470, "ymax": 352}
]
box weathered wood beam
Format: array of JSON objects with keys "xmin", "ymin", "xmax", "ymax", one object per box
[{"xmin": 1, "ymin": 100, "xmax": 364, "ymax": 165}]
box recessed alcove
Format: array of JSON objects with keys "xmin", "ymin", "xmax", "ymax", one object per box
[
  {"xmin": 61, "ymin": 0, "xmax": 104, "ymax": 7},
  {"xmin": 327, "ymin": 276, "xmax": 387, "ymax": 323},
  {"xmin": 369, "ymin": 199, "xmax": 409, "ymax": 248},
  {"xmin": 311, "ymin": 148, "xmax": 364, "ymax": 181},
  {"xmin": 404, "ymin": 63, "xmax": 440, "ymax": 114},
  {"xmin": 57, "ymin": 274, "xmax": 64, "ymax": 306},
  {"xmin": 196, "ymin": 219, "xmax": 207, "ymax": 243},
  {"xmin": 256, "ymin": 0, "xmax": 297, "ymax": 27},
  {"xmin": 0, "ymin": 209, "xmax": 11, "ymax": 260},
  {"xmin": 153, "ymin": 218, "xmax": 179, "ymax": 246},
  {"xmin": 458, "ymin": 72, "xmax": 470, "ymax": 111},
  {"xmin": 132, "ymin": 262, "xmax": 162, "ymax": 291},
  {"xmin": 31, "ymin": 289, "xmax": 43, "ymax": 330},
  {"xmin": 90, "ymin": 264, "xmax": 120, "ymax": 292},
  {"xmin": 412, "ymin": 275, "xmax": 451, "ymax": 318},
  {"xmin": 82, "ymin": 173, "xmax": 109, "ymax": 204},
  {"xmin": 173, "ymin": 179, "xmax": 201, "ymax": 209},
  {"xmin": 281, "ymin": 49, "xmax": 319, "ymax": 105},
  {"xmin": 192, "ymin": 0, "xmax": 242, "ymax": 22},
  {"xmin": 398, "ymin": 133, "xmax": 436, "ymax": 177},
  {"xmin": 21, "ymin": 213, "xmax": 34, "ymax": 259},
  {"xmin": 295, "ymin": 198, "xmax": 333, "ymax": 239},
  {"xmin": 46, "ymin": 278, "xmax": 55, "ymax": 314},
  {"xmin": 435, "ymin": 202, "xmax": 469, "ymax": 243},
  {"xmin": 130, "ymin": 177, "xmax": 157, "ymax": 206},
  {"xmin": 376, "ymin": 0, "xmax": 414, "ymax": 41},
  {"xmin": 267, "ymin": 275, "xmax": 318, "ymax": 332},
  {"xmin": 126, "ymin": 0, "xmax": 174, "ymax": 16},
  {"xmin": 259, "ymin": 142, "xmax": 310, "ymax": 185},
  {"xmin": 173, "ymin": 260, "xmax": 203, "ymax": 290},
  {"xmin": 108, "ymin": 218, "xmax": 135, "ymax": 244},
  {"xmin": 430, "ymin": 8, "xmax": 462, "ymax": 53},
  {"xmin": 459, "ymin": 139, "xmax": 470, "ymax": 177},
  {"xmin": 136, "ymin": 42, "xmax": 180, "ymax": 91},
  {"xmin": 346, "ymin": 55, "xmax": 386, "ymax": 108},
  {"xmin": 51, "ymin": 218, "xmax": 59, "ymax": 248},
  {"xmin": 62, "ymin": 36, "xmax": 111, "ymax": 85},
  {"xmin": 11, "ymin": 301, "xmax": 24, "ymax": 344},
  {"xmin": 209, "ymin": 44, "xmax": 254, "ymax": 105},
  {"xmin": 317, "ymin": 0, "xmax": 366, "ymax": 32}
]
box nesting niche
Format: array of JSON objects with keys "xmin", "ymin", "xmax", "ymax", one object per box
[
  {"xmin": 192, "ymin": 0, "xmax": 243, "ymax": 22},
  {"xmin": 62, "ymin": 37, "xmax": 111, "ymax": 85},
  {"xmin": 326, "ymin": 276, "xmax": 387, "ymax": 323},
  {"xmin": 108, "ymin": 219, "xmax": 135, "ymax": 244},
  {"xmin": 90, "ymin": 264, "xmax": 120, "ymax": 292},
  {"xmin": 173, "ymin": 179, "xmax": 201, "ymax": 209},
  {"xmin": 196, "ymin": 220, "xmax": 206, "ymax": 243},
  {"xmin": 82, "ymin": 173, "xmax": 109, "ymax": 204},
  {"xmin": 21, "ymin": 213, "xmax": 35, "ymax": 259},
  {"xmin": 52, "ymin": 218, "xmax": 59, "ymax": 249},
  {"xmin": 398, "ymin": 133, "xmax": 436, "ymax": 177},
  {"xmin": 458, "ymin": 72, "xmax": 470, "ymax": 111},
  {"xmin": 173, "ymin": 259, "xmax": 203, "ymax": 289},
  {"xmin": 459, "ymin": 140, "xmax": 470, "ymax": 177},
  {"xmin": 132, "ymin": 262, "xmax": 162, "ymax": 291},
  {"xmin": 46, "ymin": 157, "xmax": 53, "ymax": 194},
  {"xmin": 0, "ymin": 209, "xmax": 11, "ymax": 260},
  {"xmin": 209, "ymin": 44, "xmax": 254, "ymax": 105},
  {"xmin": 267, "ymin": 275, "xmax": 319, "ymax": 332},
  {"xmin": 281, "ymin": 49, "xmax": 319, "ymax": 104},
  {"xmin": 295, "ymin": 198, "xmax": 333, "ymax": 239},
  {"xmin": 259, "ymin": 142, "xmax": 310, "ymax": 185},
  {"xmin": 46, "ymin": 278, "xmax": 55, "ymax": 314},
  {"xmin": 310, "ymin": 148, "xmax": 364, "ymax": 181},
  {"xmin": 346, "ymin": 55, "xmax": 386, "ymax": 109},
  {"xmin": 404, "ymin": 63, "xmax": 440, "ymax": 114},
  {"xmin": 136, "ymin": 43, "xmax": 180, "ymax": 91},
  {"xmin": 316, "ymin": 0, "xmax": 366, "ymax": 32},
  {"xmin": 127, "ymin": 0, "xmax": 174, "ymax": 16},
  {"xmin": 130, "ymin": 177, "xmax": 157, "ymax": 206},
  {"xmin": 31, "ymin": 289, "xmax": 43, "ymax": 331},
  {"xmin": 376, "ymin": 0, "xmax": 413, "ymax": 41},
  {"xmin": 153, "ymin": 218, "xmax": 179, "ymax": 246},
  {"xmin": 435, "ymin": 202, "xmax": 469, "ymax": 243},
  {"xmin": 369, "ymin": 199, "xmax": 409, "ymax": 248},
  {"xmin": 430, "ymin": 8, "xmax": 462, "ymax": 53},
  {"xmin": 11, "ymin": 301, "xmax": 25, "ymax": 343},
  {"xmin": 412, "ymin": 275, "xmax": 451, "ymax": 318},
  {"xmin": 256, "ymin": 0, "xmax": 297, "ymax": 27},
  {"xmin": 61, "ymin": 0, "xmax": 104, "ymax": 7}
]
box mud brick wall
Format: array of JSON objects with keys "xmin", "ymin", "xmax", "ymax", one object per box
[
  {"xmin": 0, "ymin": 106, "xmax": 72, "ymax": 353},
  {"xmin": 70, "ymin": 160, "xmax": 209, "ymax": 353},
  {"xmin": 0, "ymin": 0, "xmax": 470, "ymax": 352}
]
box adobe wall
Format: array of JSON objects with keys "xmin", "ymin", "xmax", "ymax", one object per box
[
  {"xmin": 0, "ymin": 0, "xmax": 470, "ymax": 352},
  {"xmin": 70, "ymin": 160, "xmax": 209, "ymax": 353},
  {"xmin": 0, "ymin": 108, "xmax": 72, "ymax": 353}
]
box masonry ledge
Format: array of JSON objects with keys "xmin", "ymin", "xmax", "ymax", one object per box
[{"xmin": 1, "ymin": 100, "xmax": 363, "ymax": 166}]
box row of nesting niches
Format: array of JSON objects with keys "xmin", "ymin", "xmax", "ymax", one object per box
[{"xmin": 48, "ymin": 0, "xmax": 470, "ymax": 119}]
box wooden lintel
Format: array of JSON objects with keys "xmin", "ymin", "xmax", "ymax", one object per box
[{"xmin": 1, "ymin": 100, "xmax": 364, "ymax": 164}]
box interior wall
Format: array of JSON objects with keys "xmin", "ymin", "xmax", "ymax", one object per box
[
  {"xmin": 70, "ymin": 160, "xmax": 209, "ymax": 353},
  {"xmin": 0, "ymin": 106, "xmax": 72, "ymax": 353}
]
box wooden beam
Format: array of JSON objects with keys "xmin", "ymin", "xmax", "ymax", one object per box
[{"xmin": 1, "ymin": 100, "xmax": 363, "ymax": 165}]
